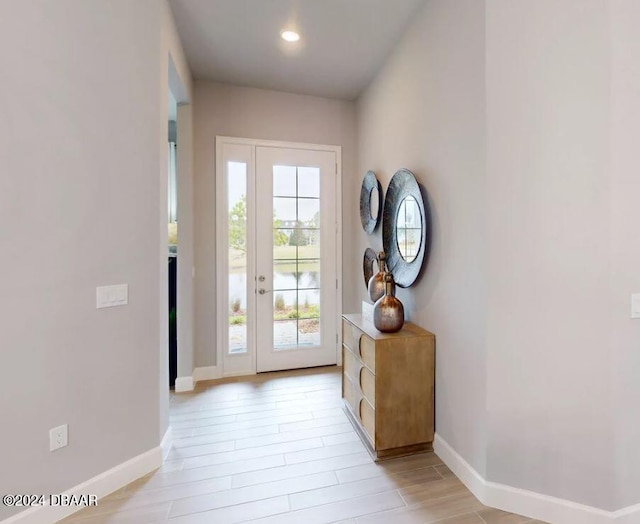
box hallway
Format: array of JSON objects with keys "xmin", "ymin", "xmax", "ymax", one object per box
[{"xmin": 63, "ymin": 368, "xmax": 541, "ymax": 523}]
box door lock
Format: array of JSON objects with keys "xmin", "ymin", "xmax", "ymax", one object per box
[{"xmin": 258, "ymin": 275, "xmax": 266, "ymax": 282}]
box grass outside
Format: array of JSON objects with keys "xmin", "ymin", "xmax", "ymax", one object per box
[{"xmin": 229, "ymin": 245, "xmax": 320, "ymax": 272}]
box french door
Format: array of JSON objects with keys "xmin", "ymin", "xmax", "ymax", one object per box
[{"xmin": 216, "ymin": 137, "xmax": 340, "ymax": 375}]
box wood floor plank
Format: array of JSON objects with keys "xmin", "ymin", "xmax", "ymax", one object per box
[
  {"xmin": 356, "ymin": 492, "xmax": 485, "ymax": 524},
  {"xmin": 170, "ymin": 413, "xmax": 237, "ymax": 430},
  {"xmin": 321, "ymin": 430, "xmax": 360, "ymax": 446},
  {"xmin": 247, "ymin": 490, "xmax": 406, "ymax": 524},
  {"xmin": 63, "ymin": 367, "xmax": 532, "ymax": 524},
  {"xmin": 191, "ymin": 411, "xmax": 312, "ymax": 435},
  {"xmin": 284, "ymin": 440, "xmax": 367, "ymax": 464},
  {"xmin": 180, "ymin": 437, "xmax": 324, "ymax": 469},
  {"xmin": 165, "ymin": 495, "xmax": 290, "ymax": 524},
  {"xmin": 336, "ymin": 452, "xmax": 443, "ymax": 484},
  {"xmin": 127, "ymin": 454, "xmax": 285, "ymax": 491},
  {"xmin": 234, "ymin": 423, "xmax": 353, "ymax": 450},
  {"xmin": 169, "ymin": 471, "xmax": 337, "ymax": 517},
  {"xmin": 476, "ymin": 508, "xmax": 535, "ymax": 524},
  {"xmin": 170, "ymin": 400, "xmax": 277, "ymax": 421},
  {"xmin": 70, "ymin": 476, "xmax": 231, "ymax": 517},
  {"xmin": 279, "ymin": 413, "xmax": 350, "ymax": 432},
  {"xmin": 398, "ymin": 477, "xmax": 467, "ymax": 506},
  {"xmin": 231, "ymin": 452, "xmax": 372, "ymax": 488},
  {"xmin": 62, "ymin": 501, "xmax": 171, "ymax": 523},
  {"xmin": 290, "ymin": 466, "xmax": 442, "ymax": 510},
  {"xmin": 171, "ymin": 424, "xmax": 280, "ymax": 449},
  {"xmin": 166, "ymin": 439, "xmax": 235, "ymax": 460},
  {"xmin": 435, "ymin": 464, "xmax": 456, "ymax": 479},
  {"xmin": 433, "ymin": 513, "xmax": 486, "ymax": 524}
]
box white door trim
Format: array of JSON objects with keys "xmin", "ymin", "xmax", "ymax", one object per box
[{"xmin": 215, "ymin": 136, "xmax": 342, "ymax": 377}]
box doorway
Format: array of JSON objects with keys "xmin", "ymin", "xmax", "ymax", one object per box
[{"xmin": 216, "ymin": 137, "xmax": 342, "ymax": 375}]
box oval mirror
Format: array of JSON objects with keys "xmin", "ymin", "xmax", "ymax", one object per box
[
  {"xmin": 360, "ymin": 171, "xmax": 382, "ymax": 234},
  {"xmin": 382, "ymin": 169, "xmax": 430, "ymax": 288},
  {"xmin": 369, "ymin": 186, "xmax": 380, "ymax": 221},
  {"xmin": 396, "ymin": 196, "xmax": 422, "ymax": 262}
]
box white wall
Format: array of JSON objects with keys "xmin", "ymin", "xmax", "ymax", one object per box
[
  {"xmin": 193, "ymin": 82, "xmax": 356, "ymax": 367},
  {"xmin": 610, "ymin": 0, "xmax": 640, "ymax": 510},
  {"xmin": 358, "ymin": 0, "xmax": 639, "ymax": 514},
  {"xmin": 356, "ymin": 0, "xmax": 488, "ymax": 477},
  {"xmin": 0, "ymin": 1, "xmax": 190, "ymax": 519},
  {"xmin": 485, "ymin": 0, "xmax": 615, "ymax": 510}
]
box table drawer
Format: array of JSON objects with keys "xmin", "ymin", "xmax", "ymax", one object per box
[
  {"xmin": 342, "ymin": 320, "xmax": 359, "ymax": 354},
  {"xmin": 342, "ymin": 320, "xmax": 376, "ymax": 373},
  {"xmin": 359, "ymin": 397, "xmax": 376, "ymax": 443},
  {"xmin": 342, "ymin": 373, "xmax": 357, "ymax": 413},
  {"xmin": 343, "ymin": 346, "xmax": 359, "ymax": 384},
  {"xmin": 359, "ymin": 366, "xmax": 375, "ymax": 408}
]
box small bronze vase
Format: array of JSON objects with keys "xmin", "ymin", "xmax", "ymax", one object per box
[
  {"xmin": 368, "ymin": 251, "xmax": 394, "ymax": 302},
  {"xmin": 373, "ymin": 273, "xmax": 404, "ymax": 333}
]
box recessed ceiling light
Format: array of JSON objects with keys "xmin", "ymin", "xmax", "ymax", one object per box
[{"xmin": 281, "ymin": 30, "xmax": 300, "ymax": 42}]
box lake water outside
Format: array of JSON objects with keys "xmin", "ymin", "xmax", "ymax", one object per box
[{"xmin": 229, "ymin": 268, "xmax": 321, "ymax": 353}]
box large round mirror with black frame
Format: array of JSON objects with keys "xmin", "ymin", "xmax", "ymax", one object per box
[
  {"xmin": 360, "ymin": 171, "xmax": 383, "ymax": 234},
  {"xmin": 382, "ymin": 169, "xmax": 429, "ymax": 288}
]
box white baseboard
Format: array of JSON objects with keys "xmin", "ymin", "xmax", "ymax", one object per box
[
  {"xmin": 193, "ymin": 365, "xmax": 221, "ymax": 382},
  {"xmin": 433, "ymin": 434, "xmax": 639, "ymax": 524},
  {"xmin": 614, "ymin": 504, "xmax": 640, "ymax": 524},
  {"xmin": 160, "ymin": 426, "xmax": 172, "ymax": 461},
  {"xmin": 222, "ymin": 370, "xmax": 255, "ymax": 378},
  {"xmin": 174, "ymin": 366, "xmax": 220, "ymax": 393},
  {"xmin": 2, "ymin": 447, "xmax": 161, "ymax": 524},
  {"xmin": 174, "ymin": 375, "xmax": 194, "ymax": 392}
]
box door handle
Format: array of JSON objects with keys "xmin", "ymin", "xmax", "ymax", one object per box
[{"xmin": 258, "ymin": 288, "xmax": 272, "ymax": 295}]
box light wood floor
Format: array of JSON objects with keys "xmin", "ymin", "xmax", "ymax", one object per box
[{"xmin": 62, "ymin": 367, "xmax": 545, "ymax": 524}]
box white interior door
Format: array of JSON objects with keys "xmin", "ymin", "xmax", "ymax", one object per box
[
  {"xmin": 255, "ymin": 147, "xmax": 338, "ymax": 372},
  {"xmin": 217, "ymin": 138, "xmax": 339, "ymax": 376}
]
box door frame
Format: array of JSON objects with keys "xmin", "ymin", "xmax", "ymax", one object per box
[{"xmin": 215, "ymin": 136, "xmax": 343, "ymax": 377}]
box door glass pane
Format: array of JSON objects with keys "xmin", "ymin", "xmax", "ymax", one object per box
[
  {"xmin": 273, "ymin": 165, "xmax": 297, "ymax": 197},
  {"xmin": 228, "ymin": 161, "xmax": 247, "ymax": 354},
  {"xmin": 272, "ymin": 166, "xmax": 321, "ymax": 350},
  {"xmin": 298, "ymin": 166, "xmax": 320, "ymax": 198}
]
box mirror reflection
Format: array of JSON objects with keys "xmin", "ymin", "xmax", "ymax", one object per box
[
  {"xmin": 396, "ymin": 196, "xmax": 422, "ymax": 262},
  {"xmin": 369, "ymin": 186, "xmax": 379, "ymax": 220}
]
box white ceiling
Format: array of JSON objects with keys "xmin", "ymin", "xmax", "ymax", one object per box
[{"xmin": 168, "ymin": 0, "xmax": 425, "ymax": 100}]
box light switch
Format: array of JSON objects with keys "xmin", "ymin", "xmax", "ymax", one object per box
[
  {"xmin": 631, "ymin": 294, "xmax": 640, "ymax": 319},
  {"xmin": 97, "ymin": 284, "xmax": 129, "ymax": 309}
]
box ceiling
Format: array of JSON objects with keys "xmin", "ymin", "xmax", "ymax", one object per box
[{"xmin": 168, "ymin": 0, "xmax": 425, "ymax": 100}]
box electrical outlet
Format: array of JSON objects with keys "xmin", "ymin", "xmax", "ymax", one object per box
[{"xmin": 49, "ymin": 424, "xmax": 68, "ymax": 451}]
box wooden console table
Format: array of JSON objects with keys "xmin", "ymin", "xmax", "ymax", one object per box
[{"xmin": 341, "ymin": 314, "xmax": 435, "ymax": 460}]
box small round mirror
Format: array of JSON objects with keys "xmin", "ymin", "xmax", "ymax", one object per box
[
  {"xmin": 360, "ymin": 171, "xmax": 382, "ymax": 234},
  {"xmin": 396, "ymin": 196, "xmax": 422, "ymax": 262},
  {"xmin": 369, "ymin": 186, "xmax": 380, "ymax": 220}
]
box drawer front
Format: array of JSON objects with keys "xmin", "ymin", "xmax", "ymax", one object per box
[
  {"xmin": 343, "ymin": 346, "xmax": 359, "ymax": 384},
  {"xmin": 359, "ymin": 366, "xmax": 375, "ymax": 408},
  {"xmin": 342, "ymin": 320, "xmax": 360, "ymax": 355},
  {"xmin": 346, "ymin": 348, "xmax": 375, "ymax": 408},
  {"xmin": 358, "ymin": 334, "xmax": 376, "ymax": 373},
  {"xmin": 342, "ymin": 320, "xmax": 376, "ymax": 374},
  {"xmin": 342, "ymin": 373, "xmax": 357, "ymax": 413},
  {"xmin": 359, "ymin": 397, "xmax": 376, "ymax": 443}
]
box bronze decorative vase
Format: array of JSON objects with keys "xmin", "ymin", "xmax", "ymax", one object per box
[
  {"xmin": 373, "ymin": 273, "xmax": 404, "ymax": 333},
  {"xmin": 368, "ymin": 251, "xmax": 394, "ymax": 302}
]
